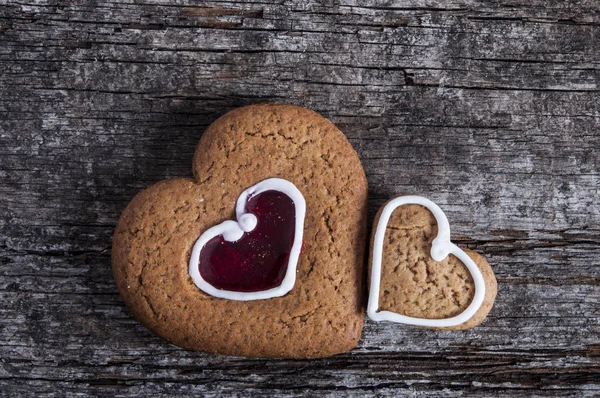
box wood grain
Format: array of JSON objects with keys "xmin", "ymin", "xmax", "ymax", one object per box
[{"xmin": 1, "ymin": 0, "xmax": 599, "ymax": 396}]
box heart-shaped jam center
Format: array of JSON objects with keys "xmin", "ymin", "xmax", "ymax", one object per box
[{"xmin": 198, "ymin": 190, "xmax": 296, "ymax": 293}]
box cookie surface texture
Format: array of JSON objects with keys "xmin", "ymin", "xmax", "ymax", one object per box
[
  {"xmin": 370, "ymin": 201, "xmax": 497, "ymax": 330},
  {"xmin": 112, "ymin": 104, "xmax": 368, "ymax": 358}
]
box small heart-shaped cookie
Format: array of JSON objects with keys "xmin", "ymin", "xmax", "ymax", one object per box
[
  {"xmin": 112, "ymin": 104, "xmax": 368, "ymax": 357},
  {"xmin": 367, "ymin": 196, "xmax": 497, "ymax": 330}
]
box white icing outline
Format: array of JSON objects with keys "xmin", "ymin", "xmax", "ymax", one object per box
[
  {"xmin": 367, "ymin": 196, "xmax": 486, "ymax": 327},
  {"xmin": 189, "ymin": 178, "xmax": 306, "ymax": 301}
]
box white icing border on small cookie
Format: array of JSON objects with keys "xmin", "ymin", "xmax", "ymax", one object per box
[
  {"xmin": 367, "ymin": 196, "xmax": 486, "ymax": 327},
  {"xmin": 189, "ymin": 178, "xmax": 306, "ymax": 301}
]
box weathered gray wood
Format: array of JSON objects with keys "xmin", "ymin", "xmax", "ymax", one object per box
[{"xmin": 0, "ymin": 0, "xmax": 599, "ymax": 396}]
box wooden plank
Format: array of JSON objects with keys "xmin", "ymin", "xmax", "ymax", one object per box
[{"xmin": 0, "ymin": 0, "xmax": 599, "ymax": 396}]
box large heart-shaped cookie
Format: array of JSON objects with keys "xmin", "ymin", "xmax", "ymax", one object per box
[
  {"xmin": 367, "ymin": 196, "xmax": 497, "ymax": 330},
  {"xmin": 112, "ymin": 104, "xmax": 368, "ymax": 357}
]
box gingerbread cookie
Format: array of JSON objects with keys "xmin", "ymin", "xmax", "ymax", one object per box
[
  {"xmin": 112, "ymin": 104, "xmax": 368, "ymax": 357},
  {"xmin": 367, "ymin": 196, "xmax": 496, "ymax": 330}
]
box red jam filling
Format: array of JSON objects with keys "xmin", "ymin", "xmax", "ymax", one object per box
[{"xmin": 198, "ymin": 190, "xmax": 296, "ymax": 292}]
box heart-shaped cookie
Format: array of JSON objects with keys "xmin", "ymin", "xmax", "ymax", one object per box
[
  {"xmin": 367, "ymin": 196, "xmax": 497, "ymax": 330},
  {"xmin": 112, "ymin": 104, "xmax": 368, "ymax": 357}
]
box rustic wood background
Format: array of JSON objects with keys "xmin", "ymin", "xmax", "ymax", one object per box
[{"xmin": 1, "ymin": 0, "xmax": 599, "ymax": 396}]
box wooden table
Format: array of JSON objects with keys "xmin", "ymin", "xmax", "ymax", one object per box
[{"xmin": 1, "ymin": 1, "xmax": 599, "ymax": 396}]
